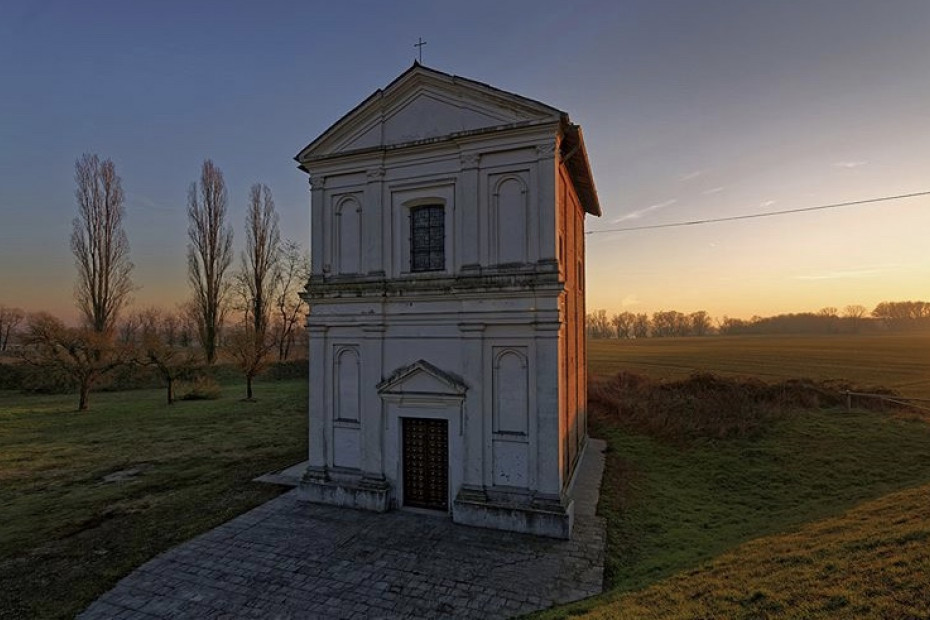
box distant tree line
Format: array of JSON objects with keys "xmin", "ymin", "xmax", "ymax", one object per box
[
  {"xmin": 586, "ymin": 301, "xmax": 930, "ymax": 339},
  {"xmin": 1, "ymin": 154, "xmax": 311, "ymax": 410}
]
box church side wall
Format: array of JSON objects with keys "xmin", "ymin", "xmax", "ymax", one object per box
[{"xmin": 556, "ymin": 157, "xmax": 588, "ymax": 487}]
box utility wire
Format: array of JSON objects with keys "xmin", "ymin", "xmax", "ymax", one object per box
[{"xmin": 587, "ymin": 190, "xmax": 930, "ymax": 235}]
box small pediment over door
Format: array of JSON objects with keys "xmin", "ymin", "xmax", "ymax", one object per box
[{"xmin": 377, "ymin": 359, "xmax": 467, "ymax": 398}]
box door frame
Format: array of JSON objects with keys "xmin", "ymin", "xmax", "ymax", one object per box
[{"xmin": 382, "ymin": 395, "xmax": 463, "ymax": 514}]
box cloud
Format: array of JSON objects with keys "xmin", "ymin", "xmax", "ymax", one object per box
[
  {"xmin": 833, "ymin": 160, "xmax": 868, "ymax": 169},
  {"xmin": 679, "ymin": 170, "xmax": 702, "ymax": 182},
  {"xmin": 795, "ymin": 268, "xmax": 883, "ymax": 281},
  {"xmin": 612, "ymin": 199, "xmax": 677, "ymax": 224},
  {"xmin": 759, "ymin": 199, "xmax": 776, "ymax": 208},
  {"xmin": 702, "ymin": 186, "xmax": 724, "ymax": 195},
  {"xmin": 621, "ymin": 294, "xmax": 640, "ymax": 308}
]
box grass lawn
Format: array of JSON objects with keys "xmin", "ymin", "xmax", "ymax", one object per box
[
  {"xmin": 588, "ymin": 332, "xmax": 930, "ymax": 398},
  {"xmin": 3, "ymin": 333, "xmax": 929, "ymax": 618},
  {"xmin": 538, "ymin": 333, "xmax": 930, "ymax": 618},
  {"xmin": 536, "ymin": 405, "xmax": 930, "ymax": 618},
  {"xmin": 0, "ymin": 379, "xmax": 307, "ymax": 619},
  {"xmin": 580, "ymin": 481, "xmax": 930, "ymax": 618}
]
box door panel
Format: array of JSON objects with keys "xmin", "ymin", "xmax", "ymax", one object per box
[{"xmin": 402, "ymin": 418, "xmax": 449, "ymax": 511}]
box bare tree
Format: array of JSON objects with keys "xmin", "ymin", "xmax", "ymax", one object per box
[
  {"xmin": 844, "ymin": 304, "xmax": 868, "ymax": 319},
  {"xmin": 844, "ymin": 304, "xmax": 868, "ymax": 333},
  {"xmin": 271, "ymin": 240, "xmax": 310, "ymax": 361},
  {"xmin": 71, "ymin": 154, "xmax": 134, "ymax": 333},
  {"xmin": 240, "ymin": 184, "xmax": 280, "ymax": 337},
  {"xmin": 0, "ymin": 305, "xmax": 25, "ymax": 352},
  {"xmin": 689, "ymin": 311, "xmax": 713, "ymax": 336},
  {"xmin": 20, "ymin": 312, "xmax": 125, "ymax": 411},
  {"xmin": 135, "ymin": 308, "xmax": 199, "ymax": 405},
  {"xmin": 187, "ymin": 160, "xmax": 233, "ymax": 364},
  {"xmin": 585, "ymin": 309, "xmax": 612, "ymax": 339},
  {"xmin": 611, "ymin": 312, "xmax": 635, "ymax": 339},
  {"xmin": 227, "ymin": 325, "xmax": 273, "ymax": 400},
  {"xmin": 632, "ymin": 313, "xmax": 650, "ymax": 339}
]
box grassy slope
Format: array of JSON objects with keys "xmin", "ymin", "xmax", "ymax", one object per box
[
  {"xmin": 583, "ymin": 482, "xmax": 930, "ymax": 619},
  {"xmin": 540, "ymin": 407, "xmax": 930, "ymax": 618},
  {"xmin": 588, "ymin": 332, "xmax": 930, "ymax": 398},
  {"xmin": 592, "ymin": 408, "xmax": 930, "ymax": 592},
  {"xmin": 541, "ymin": 334, "xmax": 930, "ymax": 618},
  {"xmin": 0, "ymin": 380, "xmax": 307, "ymax": 620}
]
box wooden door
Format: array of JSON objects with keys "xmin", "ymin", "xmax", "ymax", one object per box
[{"xmin": 402, "ymin": 418, "xmax": 449, "ymax": 511}]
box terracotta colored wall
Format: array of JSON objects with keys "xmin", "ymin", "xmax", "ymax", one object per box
[{"xmin": 556, "ymin": 155, "xmax": 588, "ymax": 485}]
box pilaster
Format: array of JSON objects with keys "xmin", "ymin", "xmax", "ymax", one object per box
[
  {"xmin": 309, "ymin": 173, "xmax": 326, "ymax": 275},
  {"xmin": 364, "ymin": 167, "xmax": 385, "ymax": 275},
  {"xmin": 535, "ymin": 142, "xmax": 558, "ymax": 264},
  {"xmin": 458, "ymin": 152, "xmax": 481, "ymax": 271},
  {"xmin": 458, "ymin": 322, "xmax": 486, "ymax": 490},
  {"xmin": 306, "ymin": 323, "xmax": 328, "ymax": 471},
  {"xmin": 533, "ymin": 319, "xmax": 563, "ymax": 497},
  {"xmin": 360, "ymin": 324, "xmax": 386, "ymax": 478}
]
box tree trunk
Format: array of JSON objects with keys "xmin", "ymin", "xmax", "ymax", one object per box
[
  {"xmin": 78, "ymin": 381, "xmax": 90, "ymax": 411},
  {"xmin": 246, "ymin": 375, "xmax": 253, "ymax": 400},
  {"xmin": 167, "ymin": 377, "xmax": 174, "ymax": 405}
]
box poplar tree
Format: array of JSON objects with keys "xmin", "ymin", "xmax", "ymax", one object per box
[
  {"xmin": 187, "ymin": 160, "xmax": 233, "ymax": 364},
  {"xmin": 71, "ymin": 153, "xmax": 134, "ymax": 333}
]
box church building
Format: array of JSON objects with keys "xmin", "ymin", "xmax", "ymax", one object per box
[{"xmin": 295, "ymin": 64, "xmax": 601, "ymax": 538}]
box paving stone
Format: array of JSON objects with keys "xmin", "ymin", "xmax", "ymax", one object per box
[{"xmin": 80, "ymin": 440, "xmax": 606, "ymax": 619}]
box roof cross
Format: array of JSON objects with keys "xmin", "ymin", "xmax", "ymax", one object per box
[{"xmin": 414, "ymin": 37, "xmax": 427, "ymax": 63}]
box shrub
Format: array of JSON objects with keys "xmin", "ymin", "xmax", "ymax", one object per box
[
  {"xmin": 263, "ymin": 360, "xmax": 307, "ymax": 381},
  {"xmin": 178, "ymin": 376, "xmax": 222, "ymax": 401},
  {"xmin": 17, "ymin": 364, "xmax": 77, "ymax": 394},
  {"xmin": 0, "ymin": 362, "xmax": 26, "ymax": 390},
  {"xmin": 588, "ymin": 372, "xmax": 904, "ymax": 444}
]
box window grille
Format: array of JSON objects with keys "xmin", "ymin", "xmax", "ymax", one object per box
[{"xmin": 410, "ymin": 205, "xmax": 444, "ymax": 272}]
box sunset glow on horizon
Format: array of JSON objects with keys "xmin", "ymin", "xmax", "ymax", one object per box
[{"xmin": 2, "ymin": 1, "xmax": 928, "ymax": 324}]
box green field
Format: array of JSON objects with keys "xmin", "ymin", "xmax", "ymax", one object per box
[
  {"xmin": 588, "ymin": 332, "xmax": 930, "ymax": 398},
  {"xmin": 545, "ymin": 332, "xmax": 930, "ymax": 618},
  {"xmin": 0, "ymin": 380, "xmax": 307, "ymax": 619},
  {"xmin": 2, "ymin": 333, "xmax": 929, "ymax": 619}
]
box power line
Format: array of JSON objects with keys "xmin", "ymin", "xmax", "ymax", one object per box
[{"xmin": 587, "ymin": 190, "xmax": 930, "ymax": 235}]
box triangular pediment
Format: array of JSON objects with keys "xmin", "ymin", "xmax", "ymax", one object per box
[
  {"xmin": 377, "ymin": 359, "xmax": 467, "ymax": 397},
  {"xmin": 297, "ymin": 64, "xmax": 564, "ymax": 162}
]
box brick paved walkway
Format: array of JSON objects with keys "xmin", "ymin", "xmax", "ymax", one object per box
[{"xmin": 80, "ymin": 440, "xmax": 606, "ymax": 619}]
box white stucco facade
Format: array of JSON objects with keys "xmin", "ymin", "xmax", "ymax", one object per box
[{"xmin": 296, "ymin": 64, "xmax": 601, "ymax": 538}]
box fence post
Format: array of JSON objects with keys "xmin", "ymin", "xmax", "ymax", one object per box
[{"xmin": 845, "ymin": 390, "xmax": 851, "ymax": 412}]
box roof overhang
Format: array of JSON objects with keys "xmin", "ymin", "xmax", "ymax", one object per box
[{"xmin": 560, "ymin": 121, "xmax": 602, "ymax": 217}]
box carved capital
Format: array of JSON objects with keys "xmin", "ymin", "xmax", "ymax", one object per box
[
  {"xmin": 308, "ymin": 173, "xmax": 326, "ymax": 189},
  {"xmin": 536, "ymin": 143, "xmax": 557, "ymax": 159},
  {"xmin": 366, "ymin": 167, "xmax": 386, "ymax": 181},
  {"xmin": 460, "ymin": 152, "xmax": 480, "ymax": 169}
]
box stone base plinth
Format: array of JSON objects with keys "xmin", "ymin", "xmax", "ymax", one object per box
[
  {"xmin": 298, "ymin": 468, "xmax": 391, "ymax": 513},
  {"xmin": 452, "ymin": 489, "xmax": 574, "ymax": 539}
]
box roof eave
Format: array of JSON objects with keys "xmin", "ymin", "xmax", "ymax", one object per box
[{"xmin": 561, "ymin": 123, "xmax": 602, "ymax": 217}]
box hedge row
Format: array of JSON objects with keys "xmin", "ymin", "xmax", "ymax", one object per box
[{"xmin": 0, "ymin": 359, "xmax": 308, "ymax": 394}]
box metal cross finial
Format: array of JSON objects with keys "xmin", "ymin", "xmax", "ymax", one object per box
[{"xmin": 415, "ymin": 37, "xmax": 427, "ymax": 63}]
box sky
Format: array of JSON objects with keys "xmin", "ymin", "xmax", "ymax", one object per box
[{"xmin": 1, "ymin": 0, "xmax": 928, "ymax": 322}]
